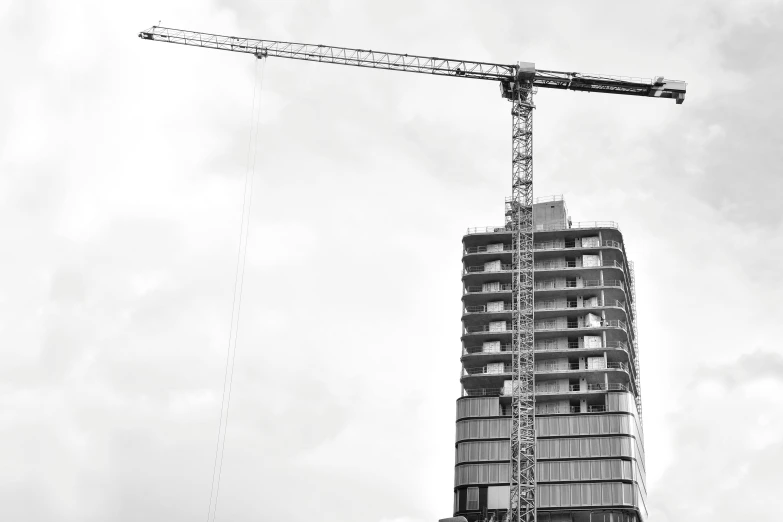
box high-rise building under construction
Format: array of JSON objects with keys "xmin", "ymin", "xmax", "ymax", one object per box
[{"xmin": 454, "ymin": 197, "xmax": 646, "ymax": 522}]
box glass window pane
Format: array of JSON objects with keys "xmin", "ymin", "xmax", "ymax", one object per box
[
  {"xmin": 570, "ymin": 484, "xmax": 581, "ymax": 506},
  {"xmin": 540, "ymin": 485, "xmax": 551, "ymax": 507}
]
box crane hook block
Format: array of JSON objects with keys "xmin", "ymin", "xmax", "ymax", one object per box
[{"xmin": 516, "ymin": 62, "xmax": 536, "ymax": 81}]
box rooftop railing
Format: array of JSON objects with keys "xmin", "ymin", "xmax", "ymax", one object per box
[
  {"xmin": 466, "ymin": 226, "xmax": 509, "ymax": 234},
  {"xmin": 534, "ymin": 195, "xmax": 564, "ymax": 203},
  {"xmin": 466, "ymin": 221, "xmax": 620, "ymax": 235}
]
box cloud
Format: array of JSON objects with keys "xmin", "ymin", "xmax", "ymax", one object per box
[
  {"xmin": 1, "ymin": 0, "xmax": 782, "ymax": 521},
  {"xmin": 649, "ymin": 351, "xmax": 783, "ymax": 521}
]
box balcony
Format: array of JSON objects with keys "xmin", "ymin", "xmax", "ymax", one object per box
[
  {"xmin": 464, "ymin": 244, "xmax": 512, "ymax": 255},
  {"xmin": 534, "ymin": 319, "xmax": 628, "ymax": 332},
  {"xmin": 464, "ymin": 324, "xmax": 513, "ymax": 336},
  {"xmin": 536, "ymin": 383, "xmax": 631, "ymax": 395},
  {"xmin": 534, "ymin": 298, "xmax": 626, "ymax": 312},
  {"xmin": 465, "ymin": 240, "xmax": 623, "ymax": 256},
  {"xmin": 535, "ymin": 361, "xmax": 630, "ymax": 374},
  {"xmin": 463, "ymin": 365, "xmax": 512, "ymax": 376},
  {"xmin": 463, "ymin": 383, "xmax": 630, "ymax": 398},
  {"xmin": 534, "ymin": 259, "xmax": 625, "ymax": 271},
  {"xmin": 463, "ymin": 319, "xmax": 628, "ymax": 337},
  {"xmin": 533, "ymin": 239, "xmax": 623, "ymax": 252},
  {"xmin": 462, "ymin": 361, "xmax": 629, "ymax": 376},
  {"xmin": 464, "ymin": 299, "xmax": 625, "ymax": 314},
  {"xmin": 465, "ymin": 283, "xmax": 513, "ymax": 294},
  {"xmin": 462, "ymin": 341, "xmax": 629, "ymax": 357},
  {"xmin": 535, "ymin": 279, "xmax": 625, "ymax": 291},
  {"xmin": 463, "ymin": 387, "xmax": 504, "ymax": 397},
  {"xmin": 463, "ymin": 263, "xmax": 513, "ymax": 275}
]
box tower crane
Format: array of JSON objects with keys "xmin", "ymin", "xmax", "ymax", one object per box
[{"xmin": 138, "ymin": 26, "xmax": 686, "ymax": 522}]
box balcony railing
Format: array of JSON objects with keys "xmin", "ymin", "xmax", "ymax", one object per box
[
  {"xmin": 463, "ymin": 344, "xmax": 513, "ymax": 355},
  {"xmin": 465, "ymin": 362, "xmax": 629, "ymax": 376},
  {"xmin": 537, "ymin": 383, "xmax": 630, "ymax": 395},
  {"xmin": 535, "ymin": 361, "xmax": 629, "ymax": 373},
  {"xmin": 462, "ymin": 341, "xmax": 628, "ymax": 355},
  {"xmin": 465, "ymin": 383, "xmax": 629, "ymax": 398},
  {"xmin": 533, "ymin": 239, "xmax": 623, "ymax": 251},
  {"xmin": 465, "ymin": 240, "xmax": 623, "ymax": 255},
  {"xmin": 463, "ymin": 388, "xmax": 504, "ymax": 397},
  {"xmin": 534, "ymin": 259, "xmax": 624, "ymax": 270},
  {"xmin": 465, "ymin": 284, "xmax": 513, "ymax": 293},
  {"xmin": 466, "ymin": 226, "xmax": 509, "ymax": 234},
  {"xmin": 465, "ymin": 304, "xmax": 513, "ymax": 313},
  {"xmin": 465, "ymin": 319, "xmax": 627, "ymax": 335},
  {"xmin": 464, "ymin": 244, "xmax": 512, "ymax": 254},
  {"xmin": 567, "ymin": 405, "xmax": 608, "ymax": 413},
  {"xmin": 533, "ymin": 319, "xmax": 628, "ymax": 332},
  {"xmin": 533, "ymin": 299, "xmax": 625, "ymax": 311},
  {"xmin": 463, "ymin": 365, "xmax": 512, "ymax": 375},
  {"xmin": 464, "ymin": 264, "xmax": 513, "ymax": 274},
  {"xmin": 464, "ymin": 299, "xmax": 626, "ymax": 315},
  {"xmin": 464, "ymin": 324, "xmax": 512, "ymax": 334},
  {"xmin": 535, "ymin": 279, "xmax": 625, "ymax": 290}
]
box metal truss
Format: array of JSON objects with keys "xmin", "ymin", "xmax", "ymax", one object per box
[
  {"xmin": 139, "ymin": 27, "xmax": 686, "ymax": 103},
  {"xmin": 505, "ymin": 80, "xmax": 537, "ymax": 522},
  {"xmin": 139, "ymin": 26, "xmax": 514, "ymax": 81},
  {"xmin": 628, "ymin": 261, "xmax": 643, "ymax": 423}
]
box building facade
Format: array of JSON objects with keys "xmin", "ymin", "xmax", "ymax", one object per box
[{"xmin": 454, "ymin": 197, "xmax": 646, "ymax": 522}]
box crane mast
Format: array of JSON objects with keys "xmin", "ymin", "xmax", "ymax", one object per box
[{"xmin": 139, "ymin": 26, "xmax": 685, "ymax": 522}]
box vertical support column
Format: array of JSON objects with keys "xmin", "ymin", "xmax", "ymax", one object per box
[{"xmin": 506, "ymin": 79, "xmax": 536, "ymax": 522}]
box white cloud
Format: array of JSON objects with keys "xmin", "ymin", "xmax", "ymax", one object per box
[{"xmin": 1, "ymin": 0, "xmax": 781, "ymax": 521}]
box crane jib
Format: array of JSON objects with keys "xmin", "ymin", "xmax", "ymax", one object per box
[{"xmin": 139, "ymin": 27, "xmax": 686, "ymax": 103}]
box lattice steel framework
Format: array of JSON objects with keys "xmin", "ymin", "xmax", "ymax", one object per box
[
  {"xmin": 138, "ymin": 26, "xmax": 685, "ymax": 522},
  {"xmin": 504, "ymin": 79, "xmax": 537, "ymax": 522},
  {"xmin": 628, "ymin": 260, "xmax": 643, "ymax": 423}
]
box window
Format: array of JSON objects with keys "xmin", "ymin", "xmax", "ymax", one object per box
[{"xmin": 467, "ymin": 487, "xmax": 479, "ymax": 510}]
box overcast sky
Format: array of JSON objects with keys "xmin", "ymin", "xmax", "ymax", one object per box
[{"xmin": 2, "ymin": 0, "xmax": 782, "ymax": 521}]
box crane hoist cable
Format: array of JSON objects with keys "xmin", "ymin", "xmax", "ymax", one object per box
[{"xmin": 206, "ymin": 56, "xmax": 267, "ymax": 522}]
